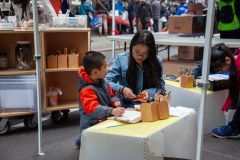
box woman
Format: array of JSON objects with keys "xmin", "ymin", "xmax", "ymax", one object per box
[
  {"xmin": 106, "ymin": 30, "xmax": 165, "ymax": 108},
  {"xmin": 95, "ymin": 0, "xmax": 109, "ymax": 36},
  {"xmin": 210, "ymin": 43, "xmax": 240, "ymax": 138},
  {"xmin": 12, "ymin": 0, "xmax": 56, "ymax": 25},
  {"xmin": 80, "ymin": 0, "xmax": 95, "ymax": 23}
]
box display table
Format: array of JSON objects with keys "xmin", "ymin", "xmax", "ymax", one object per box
[
  {"xmin": 165, "ymin": 80, "xmax": 228, "ymax": 133},
  {"xmin": 80, "ymin": 112, "xmax": 197, "ymax": 160}
]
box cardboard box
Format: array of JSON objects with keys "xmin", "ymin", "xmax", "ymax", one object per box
[
  {"xmin": 163, "ymin": 61, "xmax": 200, "ymax": 75},
  {"xmin": 68, "ymin": 54, "xmax": 80, "ymax": 68},
  {"xmin": 57, "ymin": 55, "xmax": 68, "ymax": 68},
  {"xmin": 47, "ymin": 55, "xmax": 58, "ymax": 69},
  {"xmin": 188, "ymin": 3, "xmax": 203, "ymax": 15},
  {"xmin": 168, "ymin": 15, "xmax": 206, "ymax": 34},
  {"xmin": 178, "ymin": 46, "xmax": 203, "ymax": 60}
]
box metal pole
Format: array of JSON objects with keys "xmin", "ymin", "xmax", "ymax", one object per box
[
  {"xmin": 32, "ymin": 0, "xmax": 44, "ymax": 156},
  {"xmin": 112, "ymin": 0, "xmax": 116, "ymax": 59},
  {"xmin": 196, "ymin": 1, "xmax": 215, "ymax": 159}
]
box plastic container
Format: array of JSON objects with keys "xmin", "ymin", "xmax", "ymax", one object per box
[
  {"xmin": 15, "ymin": 41, "xmax": 33, "ymax": 70},
  {"xmin": 0, "ymin": 75, "xmax": 37, "ymax": 112},
  {"xmin": 52, "ymin": 16, "xmax": 87, "ymax": 28},
  {"xmin": 0, "ymin": 46, "xmax": 8, "ymax": 69}
]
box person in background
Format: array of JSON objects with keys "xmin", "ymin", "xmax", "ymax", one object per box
[
  {"xmin": 138, "ymin": 0, "xmax": 152, "ymax": 30},
  {"xmin": 165, "ymin": 6, "xmax": 170, "ymax": 20},
  {"xmin": 134, "ymin": 0, "xmax": 141, "ymax": 32},
  {"xmin": 80, "ymin": 0, "xmax": 95, "ymax": 26},
  {"xmin": 106, "ymin": 30, "xmax": 165, "ymax": 108},
  {"xmin": 127, "ymin": 0, "xmax": 135, "ymax": 34},
  {"xmin": 115, "ymin": 0, "xmax": 125, "ymax": 33},
  {"xmin": 210, "ymin": 43, "xmax": 240, "ymax": 139},
  {"xmin": 160, "ymin": 0, "xmax": 166, "ymax": 18},
  {"xmin": 150, "ymin": 0, "xmax": 160, "ymax": 32},
  {"xmin": 121, "ymin": 0, "xmax": 128, "ymax": 33},
  {"xmin": 95, "ymin": 0, "xmax": 110, "ymax": 36},
  {"xmin": 175, "ymin": 0, "xmax": 188, "ymax": 15},
  {"xmin": 169, "ymin": 0, "xmax": 179, "ymax": 15},
  {"xmin": 12, "ymin": 0, "xmax": 56, "ymax": 26},
  {"xmin": 75, "ymin": 51, "xmax": 125, "ymax": 149},
  {"xmin": 202, "ymin": 0, "xmax": 207, "ymax": 9}
]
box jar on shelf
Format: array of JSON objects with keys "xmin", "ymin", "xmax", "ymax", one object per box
[
  {"xmin": 0, "ymin": 46, "xmax": 8, "ymax": 69},
  {"xmin": 15, "ymin": 41, "xmax": 33, "ymax": 70}
]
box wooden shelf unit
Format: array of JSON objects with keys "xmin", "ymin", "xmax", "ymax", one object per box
[{"xmin": 42, "ymin": 29, "xmax": 90, "ymax": 111}]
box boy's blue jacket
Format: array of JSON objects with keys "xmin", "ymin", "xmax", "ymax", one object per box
[
  {"xmin": 106, "ymin": 51, "xmax": 165, "ymax": 102},
  {"xmin": 115, "ymin": 0, "xmax": 125, "ymax": 15},
  {"xmin": 77, "ymin": 68, "xmax": 119, "ymax": 138},
  {"xmin": 175, "ymin": 3, "xmax": 188, "ymax": 15}
]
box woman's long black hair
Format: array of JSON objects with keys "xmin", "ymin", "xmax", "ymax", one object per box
[
  {"xmin": 12, "ymin": 0, "xmax": 30, "ymax": 19},
  {"xmin": 211, "ymin": 43, "xmax": 238, "ymax": 105},
  {"xmin": 126, "ymin": 30, "xmax": 163, "ymax": 94}
]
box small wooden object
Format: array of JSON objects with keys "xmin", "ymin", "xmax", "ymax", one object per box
[
  {"xmin": 68, "ymin": 53, "xmax": 80, "ymax": 68},
  {"xmin": 58, "ymin": 54, "xmax": 68, "ymax": 68},
  {"xmin": 47, "ymin": 55, "xmax": 58, "ymax": 68},
  {"xmin": 140, "ymin": 101, "xmax": 159, "ymax": 122},
  {"xmin": 157, "ymin": 101, "xmax": 170, "ymax": 120},
  {"xmin": 181, "ymin": 74, "xmax": 194, "ymax": 88},
  {"xmin": 154, "ymin": 93, "xmax": 171, "ymax": 106}
]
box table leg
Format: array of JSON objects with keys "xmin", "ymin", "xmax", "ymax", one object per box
[
  {"xmin": 124, "ymin": 42, "xmax": 126, "ymax": 51},
  {"xmin": 167, "ymin": 45, "xmax": 170, "ymax": 61}
]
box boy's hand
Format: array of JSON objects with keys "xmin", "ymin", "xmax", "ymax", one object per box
[
  {"xmin": 111, "ymin": 107, "xmax": 125, "ymax": 117},
  {"xmin": 114, "ymin": 101, "xmax": 121, "ymax": 107}
]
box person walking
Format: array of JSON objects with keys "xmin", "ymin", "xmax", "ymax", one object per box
[
  {"xmin": 138, "ymin": 0, "xmax": 152, "ymax": 30},
  {"xmin": 150, "ymin": 0, "xmax": 160, "ymax": 32}
]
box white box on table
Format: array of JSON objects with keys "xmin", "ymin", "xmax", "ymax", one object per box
[{"xmin": 53, "ymin": 16, "xmax": 87, "ymax": 28}]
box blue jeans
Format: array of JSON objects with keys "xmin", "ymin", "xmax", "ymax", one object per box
[{"xmin": 142, "ymin": 22, "xmax": 148, "ymax": 30}]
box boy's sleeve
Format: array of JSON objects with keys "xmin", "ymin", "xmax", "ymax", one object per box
[{"xmin": 80, "ymin": 87, "xmax": 111, "ymax": 119}]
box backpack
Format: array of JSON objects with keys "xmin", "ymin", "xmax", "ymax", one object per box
[
  {"xmin": 219, "ymin": 1, "xmax": 234, "ymax": 23},
  {"xmin": 170, "ymin": 6, "xmax": 177, "ymax": 15}
]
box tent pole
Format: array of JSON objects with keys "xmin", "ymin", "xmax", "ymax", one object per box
[
  {"xmin": 112, "ymin": 0, "xmax": 116, "ymax": 59},
  {"xmin": 196, "ymin": 0, "xmax": 216, "ymax": 159},
  {"xmin": 32, "ymin": 0, "xmax": 44, "ymax": 156}
]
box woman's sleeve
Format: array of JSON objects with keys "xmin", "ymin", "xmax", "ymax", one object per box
[
  {"xmin": 42, "ymin": 0, "xmax": 57, "ymax": 24},
  {"xmin": 106, "ymin": 56, "xmax": 122, "ymax": 92},
  {"xmin": 145, "ymin": 56, "xmax": 165, "ymax": 101},
  {"xmin": 222, "ymin": 96, "xmax": 232, "ymax": 111}
]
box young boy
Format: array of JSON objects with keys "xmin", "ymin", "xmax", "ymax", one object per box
[{"xmin": 75, "ymin": 51, "xmax": 125, "ymax": 148}]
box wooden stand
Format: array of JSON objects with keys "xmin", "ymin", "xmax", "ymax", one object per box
[
  {"xmin": 140, "ymin": 101, "xmax": 159, "ymax": 122},
  {"xmin": 157, "ymin": 101, "xmax": 170, "ymax": 120},
  {"xmin": 154, "ymin": 93, "xmax": 171, "ymax": 108},
  {"xmin": 181, "ymin": 74, "xmax": 194, "ymax": 88}
]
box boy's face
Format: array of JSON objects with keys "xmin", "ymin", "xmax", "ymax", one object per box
[{"xmin": 95, "ymin": 59, "xmax": 108, "ymax": 79}]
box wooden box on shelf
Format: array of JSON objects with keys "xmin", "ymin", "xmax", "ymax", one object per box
[
  {"xmin": 58, "ymin": 55, "xmax": 68, "ymax": 68},
  {"xmin": 140, "ymin": 101, "xmax": 159, "ymax": 122},
  {"xmin": 68, "ymin": 53, "xmax": 80, "ymax": 68},
  {"xmin": 181, "ymin": 74, "xmax": 194, "ymax": 88},
  {"xmin": 47, "ymin": 55, "xmax": 58, "ymax": 68}
]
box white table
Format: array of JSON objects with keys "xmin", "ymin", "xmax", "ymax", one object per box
[
  {"xmin": 165, "ymin": 80, "xmax": 228, "ymax": 133},
  {"xmin": 80, "ymin": 112, "xmax": 197, "ymax": 160}
]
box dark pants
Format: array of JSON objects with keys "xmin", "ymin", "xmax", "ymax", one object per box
[
  {"xmin": 230, "ymin": 93, "xmax": 240, "ymax": 130},
  {"xmin": 142, "ymin": 22, "xmax": 148, "ymax": 30},
  {"xmin": 128, "ymin": 16, "xmax": 134, "ymax": 34},
  {"xmin": 153, "ymin": 20, "xmax": 158, "ymax": 32}
]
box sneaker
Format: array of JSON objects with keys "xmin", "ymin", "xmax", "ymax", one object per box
[
  {"xmin": 212, "ymin": 124, "xmax": 240, "ymax": 139},
  {"xmin": 75, "ymin": 136, "xmax": 81, "ymax": 149}
]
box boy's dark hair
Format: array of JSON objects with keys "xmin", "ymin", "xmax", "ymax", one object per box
[{"xmin": 83, "ymin": 51, "xmax": 106, "ymax": 75}]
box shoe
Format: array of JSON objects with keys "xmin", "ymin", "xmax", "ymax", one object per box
[
  {"xmin": 212, "ymin": 124, "xmax": 240, "ymax": 139},
  {"xmin": 162, "ymin": 27, "xmax": 168, "ymax": 32},
  {"xmin": 75, "ymin": 136, "xmax": 81, "ymax": 149}
]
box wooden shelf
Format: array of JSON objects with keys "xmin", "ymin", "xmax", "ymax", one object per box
[
  {"xmin": 42, "ymin": 28, "xmax": 90, "ymax": 33},
  {"xmin": 45, "ymin": 68, "xmax": 81, "ymax": 72},
  {"xmin": 0, "ymin": 68, "xmax": 36, "ymax": 75},
  {"xmin": 45, "ymin": 100, "xmax": 78, "ymax": 112},
  {"xmin": 0, "ymin": 111, "xmax": 36, "ymax": 117}
]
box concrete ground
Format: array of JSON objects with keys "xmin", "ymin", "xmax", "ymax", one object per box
[{"xmin": 0, "ymin": 30, "xmax": 239, "ymax": 160}]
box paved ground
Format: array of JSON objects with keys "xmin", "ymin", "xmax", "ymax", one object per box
[{"xmin": 0, "ymin": 30, "xmax": 240, "ymax": 160}]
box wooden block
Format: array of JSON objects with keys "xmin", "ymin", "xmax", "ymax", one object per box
[
  {"xmin": 68, "ymin": 54, "xmax": 80, "ymax": 68},
  {"xmin": 58, "ymin": 55, "xmax": 68, "ymax": 68},
  {"xmin": 157, "ymin": 101, "xmax": 170, "ymax": 120},
  {"xmin": 154, "ymin": 93, "xmax": 171, "ymax": 108},
  {"xmin": 47, "ymin": 55, "xmax": 57, "ymax": 69},
  {"xmin": 140, "ymin": 101, "xmax": 159, "ymax": 122},
  {"xmin": 181, "ymin": 74, "xmax": 194, "ymax": 88}
]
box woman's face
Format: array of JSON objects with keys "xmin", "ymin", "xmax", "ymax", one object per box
[{"xmin": 132, "ymin": 44, "xmax": 149, "ymax": 65}]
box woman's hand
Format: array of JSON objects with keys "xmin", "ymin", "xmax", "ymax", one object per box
[
  {"xmin": 122, "ymin": 87, "xmax": 137, "ymax": 99},
  {"xmin": 139, "ymin": 90, "xmax": 149, "ymax": 103},
  {"xmin": 114, "ymin": 101, "xmax": 121, "ymax": 107}
]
